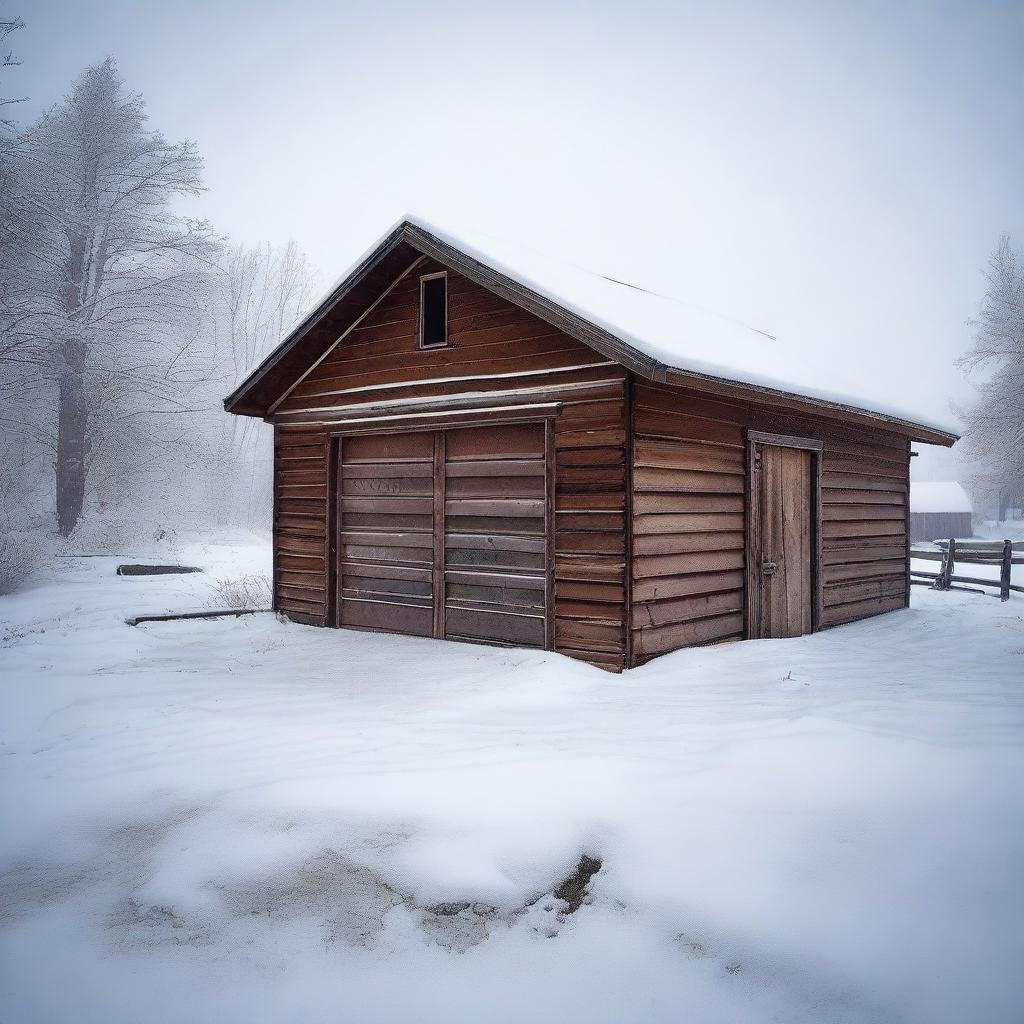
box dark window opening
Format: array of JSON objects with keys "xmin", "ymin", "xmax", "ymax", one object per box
[{"xmin": 419, "ymin": 273, "xmax": 448, "ymax": 348}]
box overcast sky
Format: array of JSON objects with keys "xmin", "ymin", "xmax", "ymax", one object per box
[{"xmin": 10, "ymin": 1, "xmax": 1024, "ymax": 471}]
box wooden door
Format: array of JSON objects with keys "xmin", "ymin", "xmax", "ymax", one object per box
[
  {"xmin": 750, "ymin": 442, "xmax": 814, "ymax": 638},
  {"xmin": 337, "ymin": 431, "xmax": 437, "ymax": 637},
  {"xmin": 335, "ymin": 422, "xmax": 550, "ymax": 648},
  {"xmin": 443, "ymin": 423, "xmax": 548, "ymax": 648}
]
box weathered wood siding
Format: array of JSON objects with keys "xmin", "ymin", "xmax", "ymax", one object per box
[
  {"xmin": 275, "ymin": 258, "xmax": 612, "ymax": 413},
  {"xmin": 273, "ymin": 421, "xmax": 330, "ymax": 624},
  {"xmin": 630, "ymin": 382, "xmax": 746, "ymax": 661},
  {"xmin": 271, "ymin": 258, "xmax": 629, "ymax": 670},
  {"xmin": 630, "ymin": 380, "xmax": 910, "ymax": 664},
  {"xmin": 819, "ymin": 429, "xmax": 911, "ymax": 628},
  {"xmin": 552, "ymin": 381, "xmax": 628, "ymax": 671},
  {"xmin": 269, "ymin": 261, "xmax": 912, "ymax": 670}
]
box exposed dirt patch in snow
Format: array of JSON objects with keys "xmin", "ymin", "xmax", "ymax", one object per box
[
  {"xmin": 552, "ymin": 854, "xmax": 602, "ymax": 914},
  {"xmin": 216, "ymin": 849, "xmax": 405, "ymax": 949}
]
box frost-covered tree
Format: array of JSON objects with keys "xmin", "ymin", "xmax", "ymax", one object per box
[
  {"xmin": 0, "ymin": 15, "xmax": 26, "ymax": 134},
  {"xmin": 0, "ymin": 57, "xmax": 220, "ymax": 535},
  {"xmin": 0, "ymin": 54, "xmax": 319, "ymax": 552},
  {"xmin": 956, "ymin": 236, "xmax": 1024, "ymax": 521},
  {"xmin": 0, "ymin": 10, "xmax": 52, "ymax": 562},
  {"xmin": 197, "ymin": 241, "xmax": 321, "ymax": 528}
]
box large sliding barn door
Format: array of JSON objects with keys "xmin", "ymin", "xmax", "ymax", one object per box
[
  {"xmin": 336, "ymin": 422, "xmax": 548, "ymax": 648},
  {"xmin": 749, "ymin": 440, "xmax": 815, "ymax": 639}
]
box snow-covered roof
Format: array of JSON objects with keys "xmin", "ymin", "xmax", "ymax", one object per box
[
  {"xmin": 400, "ymin": 216, "xmax": 957, "ymax": 439},
  {"xmin": 226, "ymin": 216, "xmax": 960, "ymax": 444},
  {"xmin": 911, "ymin": 481, "xmax": 972, "ymax": 514}
]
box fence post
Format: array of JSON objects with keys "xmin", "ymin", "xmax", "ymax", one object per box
[
  {"xmin": 933, "ymin": 538, "xmax": 956, "ymax": 591},
  {"xmin": 931, "ymin": 543, "xmax": 945, "ymax": 590},
  {"xmin": 1000, "ymin": 539, "xmax": 1012, "ymax": 602}
]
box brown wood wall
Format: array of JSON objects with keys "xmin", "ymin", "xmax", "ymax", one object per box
[
  {"xmin": 271, "ymin": 258, "xmax": 630, "ymax": 670},
  {"xmin": 273, "ymin": 421, "xmax": 330, "ymax": 624},
  {"xmin": 274, "ymin": 258, "xmax": 610, "ymax": 414},
  {"xmin": 630, "ymin": 380, "xmax": 910, "ymax": 664},
  {"xmin": 268, "ymin": 256, "xmax": 912, "ymax": 671},
  {"xmin": 820, "ymin": 431, "xmax": 911, "ymax": 628}
]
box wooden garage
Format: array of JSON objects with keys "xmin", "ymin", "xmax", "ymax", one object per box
[{"xmin": 225, "ymin": 218, "xmax": 958, "ymax": 671}]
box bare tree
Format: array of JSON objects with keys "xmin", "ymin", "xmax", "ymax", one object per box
[
  {"xmin": 0, "ymin": 57, "xmax": 220, "ymax": 535},
  {"xmin": 198, "ymin": 241, "xmax": 321, "ymax": 528},
  {"xmin": 0, "ymin": 53, "xmax": 318, "ymax": 551},
  {"xmin": 0, "ymin": 14, "xmax": 26, "ymax": 133},
  {"xmin": 956, "ymin": 235, "xmax": 1024, "ymax": 521}
]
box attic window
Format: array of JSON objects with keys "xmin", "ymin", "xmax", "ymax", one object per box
[{"xmin": 418, "ymin": 272, "xmax": 448, "ymax": 349}]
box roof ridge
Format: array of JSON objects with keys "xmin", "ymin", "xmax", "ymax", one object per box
[{"xmin": 408, "ymin": 214, "xmax": 778, "ymax": 343}]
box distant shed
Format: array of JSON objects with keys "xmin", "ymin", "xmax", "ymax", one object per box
[{"xmin": 910, "ymin": 482, "xmax": 973, "ymax": 542}]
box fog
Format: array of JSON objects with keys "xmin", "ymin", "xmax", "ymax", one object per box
[
  {"xmin": 2, "ymin": 10, "xmax": 1024, "ymax": 1019},
  {"xmin": 14, "ymin": 0, "xmax": 1024, "ymax": 437}
]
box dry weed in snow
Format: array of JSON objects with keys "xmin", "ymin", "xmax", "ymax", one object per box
[{"xmin": 205, "ymin": 572, "xmax": 272, "ymax": 610}]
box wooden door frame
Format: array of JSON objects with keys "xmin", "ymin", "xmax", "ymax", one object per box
[
  {"xmin": 326, "ymin": 408, "xmax": 560, "ymax": 650},
  {"xmin": 744, "ymin": 429, "xmax": 824, "ymax": 640}
]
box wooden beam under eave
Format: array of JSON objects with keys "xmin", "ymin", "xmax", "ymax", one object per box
[{"xmin": 664, "ymin": 369, "xmax": 958, "ymax": 447}]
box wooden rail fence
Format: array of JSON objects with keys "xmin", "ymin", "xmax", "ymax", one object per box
[{"xmin": 910, "ymin": 539, "xmax": 1023, "ymax": 601}]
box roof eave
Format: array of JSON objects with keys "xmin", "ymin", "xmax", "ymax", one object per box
[
  {"xmin": 223, "ymin": 222, "xmax": 411, "ymax": 417},
  {"xmin": 663, "ymin": 367, "xmax": 959, "ymax": 447},
  {"xmin": 225, "ymin": 218, "xmax": 957, "ymax": 447}
]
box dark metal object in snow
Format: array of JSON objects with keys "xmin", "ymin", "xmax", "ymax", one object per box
[
  {"xmin": 125, "ymin": 608, "xmax": 270, "ymax": 626},
  {"xmin": 116, "ymin": 564, "xmax": 202, "ymax": 576}
]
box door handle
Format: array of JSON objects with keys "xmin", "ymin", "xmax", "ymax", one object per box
[{"xmin": 761, "ymin": 560, "xmax": 777, "ymax": 577}]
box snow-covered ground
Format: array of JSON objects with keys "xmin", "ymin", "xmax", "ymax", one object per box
[{"xmin": 1, "ymin": 537, "xmax": 1023, "ymax": 1024}]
